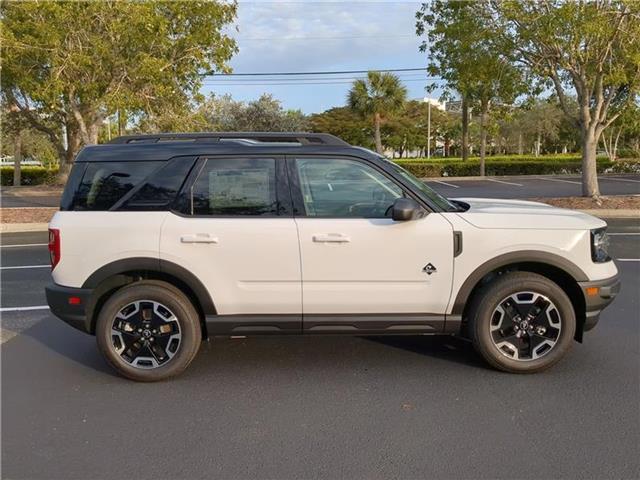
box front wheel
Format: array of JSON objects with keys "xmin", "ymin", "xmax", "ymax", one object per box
[
  {"xmin": 469, "ymin": 272, "xmax": 576, "ymax": 373},
  {"xmin": 96, "ymin": 281, "xmax": 202, "ymax": 382}
]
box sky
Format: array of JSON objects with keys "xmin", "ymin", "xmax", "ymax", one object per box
[{"xmin": 200, "ymin": 1, "xmax": 442, "ymax": 114}]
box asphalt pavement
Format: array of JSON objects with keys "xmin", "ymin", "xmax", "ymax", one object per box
[
  {"xmin": 1, "ymin": 174, "xmax": 639, "ymax": 208},
  {"xmin": 426, "ymin": 173, "xmax": 640, "ymax": 199},
  {"xmin": 1, "ymin": 221, "xmax": 639, "ymax": 479}
]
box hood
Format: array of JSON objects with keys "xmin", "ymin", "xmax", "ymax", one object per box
[{"xmin": 452, "ymin": 197, "xmax": 607, "ymax": 230}]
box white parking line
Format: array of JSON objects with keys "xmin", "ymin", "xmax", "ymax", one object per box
[
  {"xmin": 537, "ymin": 177, "xmax": 581, "ymax": 185},
  {"xmin": 0, "ymin": 243, "xmax": 48, "ymax": 249},
  {"xmin": 0, "ymin": 305, "xmax": 49, "ymax": 312},
  {"xmin": 430, "ymin": 180, "xmax": 460, "ymax": 188},
  {"xmin": 600, "ymin": 177, "xmax": 640, "ymax": 184},
  {"xmin": 0, "ymin": 265, "xmax": 49, "ymax": 270},
  {"xmin": 617, "ymin": 259, "xmax": 640, "ymax": 262},
  {"xmin": 487, "ymin": 178, "xmax": 523, "ymax": 187}
]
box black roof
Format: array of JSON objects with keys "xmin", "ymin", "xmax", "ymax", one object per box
[{"xmin": 75, "ymin": 132, "xmax": 375, "ymax": 162}]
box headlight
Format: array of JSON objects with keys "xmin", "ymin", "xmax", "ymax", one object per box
[{"xmin": 591, "ymin": 228, "xmax": 611, "ymax": 263}]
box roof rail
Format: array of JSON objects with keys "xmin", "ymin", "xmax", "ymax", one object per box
[{"xmin": 108, "ymin": 132, "xmax": 350, "ymax": 146}]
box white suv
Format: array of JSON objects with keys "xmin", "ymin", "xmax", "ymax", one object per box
[{"xmin": 46, "ymin": 133, "xmax": 620, "ymax": 381}]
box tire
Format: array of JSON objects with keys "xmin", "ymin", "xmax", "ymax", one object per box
[
  {"xmin": 96, "ymin": 280, "xmax": 202, "ymax": 382},
  {"xmin": 468, "ymin": 272, "xmax": 575, "ymax": 373}
]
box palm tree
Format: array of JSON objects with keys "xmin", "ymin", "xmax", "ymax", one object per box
[{"xmin": 347, "ymin": 71, "xmax": 407, "ymax": 154}]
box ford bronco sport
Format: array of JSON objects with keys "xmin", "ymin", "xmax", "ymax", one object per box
[{"xmin": 45, "ymin": 132, "xmax": 620, "ymax": 381}]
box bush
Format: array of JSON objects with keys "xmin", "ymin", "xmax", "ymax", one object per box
[
  {"xmin": 400, "ymin": 154, "xmax": 605, "ymax": 163},
  {"xmin": 1, "ymin": 166, "xmax": 60, "ymax": 186},
  {"xmin": 395, "ymin": 158, "xmax": 640, "ymax": 177}
]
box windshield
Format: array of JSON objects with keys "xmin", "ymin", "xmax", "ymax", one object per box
[{"xmin": 381, "ymin": 158, "xmax": 461, "ymax": 212}]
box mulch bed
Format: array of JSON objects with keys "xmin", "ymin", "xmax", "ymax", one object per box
[{"xmin": 1, "ymin": 208, "xmax": 59, "ymax": 223}]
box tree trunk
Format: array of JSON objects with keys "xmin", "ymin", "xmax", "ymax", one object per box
[
  {"xmin": 13, "ymin": 130, "xmax": 22, "ymax": 187},
  {"xmin": 479, "ymin": 101, "xmax": 488, "ymax": 177},
  {"xmin": 535, "ymin": 132, "xmax": 541, "ymax": 157},
  {"xmin": 581, "ymin": 128, "xmax": 600, "ymax": 198},
  {"xmin": 461, "ymin": 95, "xmax": 469, "ymax": 161},
  {"xmin": 517, "ymin": 132, "xmax": 523, "ymax": 155},
  {"xmin": 374, "ymin": 112, "xmax": 383, "ymax": 154}
]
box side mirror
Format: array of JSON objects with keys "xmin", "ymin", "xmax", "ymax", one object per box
[{"xmin": 391, "ymin": 197, "xmax": 425, "ymax": 221}]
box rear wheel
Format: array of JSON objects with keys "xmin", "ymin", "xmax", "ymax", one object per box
[
  {"xmin": 469, "ymin": 272, "xmax": 575, "ymax": 373},
  {"xmin": 96, "ymin": 281, "xmax": 202, "ymax": 382}
]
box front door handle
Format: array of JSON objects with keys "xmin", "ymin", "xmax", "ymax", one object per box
[
  {"xmin": 181, "ymin": 234, "xmax": 219, "ymax": 244},
  {"xmin": 312, "ymin": 233, "xmax": 351, "ymax": 243}
]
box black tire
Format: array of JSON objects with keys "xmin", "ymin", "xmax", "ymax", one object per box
[
  {"xmin": 468, "ymin": 272, "xmax": 575, "ymax": 373},
  {"xmin": 96, "ymin": 280, "xmax": 202, "ymax": 382}
]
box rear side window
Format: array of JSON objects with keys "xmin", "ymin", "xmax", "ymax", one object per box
[
  {"xmin": 72, "ymin": 162, "xmax": 161, "ymax": 210},
  {"xmin": 190, "ymin": 158, "xmax": 277, "ymax": 216},
  {"xmin": 123, "ymin": 158, "xmax": 196, "ymax": 210}
]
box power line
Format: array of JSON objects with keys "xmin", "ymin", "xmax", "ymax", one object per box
[
  {"xmin": 200, "ymin": 78, "xmax": 436, "ymax": 86},
  {"xmin": 202, "ymin": 73, "xmax": 437, "ymax": 83},
  {"xmin": 235, "ymin": 33, "xmax": 415, "ymax": 41},
  {"xmin": 204, "ymin": 67, "xmax": 428, "ymax": 77}
]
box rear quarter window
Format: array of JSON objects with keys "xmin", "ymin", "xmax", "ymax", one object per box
[{"xmin": 71, "ymin": 162, "xmax": 161, "ymax": 211}]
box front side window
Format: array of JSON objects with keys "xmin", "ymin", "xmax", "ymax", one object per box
[
  {"xmin": 295, "ymin": 157, "xmax": 402, "ymax": 218},
  {"xmin": 191, "ymin": 158, "xmax": 278, "ymax": 216}
]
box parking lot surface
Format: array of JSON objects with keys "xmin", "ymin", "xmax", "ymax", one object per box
[
  {"xmin": 426, "ymin": 173, "xmax": 640, "ymax": 199},
  {"xmin": 1, "ymin": 218, "xmax": 638, "ymax": 479}
]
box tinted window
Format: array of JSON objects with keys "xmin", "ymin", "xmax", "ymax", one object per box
[
  {"xmin": 72, "ymin": 162, "xmax": 161, "ymax": 210},
  {"xmin": 295, "ymin": 158, "xmax": 402, "ymax": 218},
  {"xmin": 191, "ymin": 158, "xmax": 277, "ymax": 216},
  {"xmin": 124, "ymin": 158, "xmax": 195, "ymax": 210}
]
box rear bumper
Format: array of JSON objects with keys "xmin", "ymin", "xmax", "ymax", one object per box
[
  {"xmin": 45, "ymin": 283, "xmax": 93, "ymax": 334},
  {"xmin": 578, "ymin": 274, "xmax": 621, "ymax": 332}
]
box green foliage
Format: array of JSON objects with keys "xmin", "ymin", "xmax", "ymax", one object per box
[
  {"xmin": 347, "ymin": 72, "xmax": 408, "ymax": 119},
  {"xmin": 347, "ymin": 71, "xmax": 408, "ymax": 152},
  {"xmin": 1, "ymin": 166, "xmax": 60, "ymax": 186},
  {"xmin": 309, "ymin": 107, "xmax": 373, "ymax": 148},
  {"xmin": 1, "ymin": 0, "xmax": 238, "ymax": 163},
  {"xmin": 201, "ymin": 94, "xmax": 308, "ymax": 132}
]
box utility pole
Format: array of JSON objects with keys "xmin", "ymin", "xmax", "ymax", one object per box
[{"xmin": 427, "ymin": 100, "xmax": 431, "ymax": 160}]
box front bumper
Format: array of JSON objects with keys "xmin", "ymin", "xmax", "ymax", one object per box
[
  {"xmin": 45, "ymin": 283, "xmax": 93, "ymax": 334},
  {"xmin": 578, "ymin": 274, "xmax": 621, "ymax": 332}
]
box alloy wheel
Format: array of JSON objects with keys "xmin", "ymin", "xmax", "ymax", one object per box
[
  {"xmin": 110, "ymin": 300, "xmax": 182, "ymax": 369},
  {"xmin": 489, "ymin": 291, "xmax": 562, "ymax": 361}
]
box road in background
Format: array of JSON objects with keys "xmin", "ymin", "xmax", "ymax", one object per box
[
  {"xmin": 1, "ymin": 225, "xmax": 639, "ymax": 479},
  {"xmin": 1, "ymin": 174, "xmax": 640, "ymax": 207}
]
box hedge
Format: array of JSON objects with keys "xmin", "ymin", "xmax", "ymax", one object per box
[
  {"xmin": 396, "ymin": 159, "xmax": 640, "ymax": 177},
  {"xmin": 1, "ymin": 166, "xmax": 60, "ymax": 186},
  {"xmin": 400, "ymin": 154, "xmax": 592, "ymax": 163}
]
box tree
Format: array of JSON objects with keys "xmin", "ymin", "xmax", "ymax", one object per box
[
  {"xmin": 199, "ymin": 94, "xmax": 308, "ymax": 132},
  {"xmin": 522, "ymin": 101, "xmax": 563, "ymax": 156},
  {"xmin": 493, "ymin": 0, "xmax": 640, "ymax": 197},
  {"xmin": 417, "ymin": 1, "xmax": 527, "ymax": 174},
  {"xmin": 601, "ymin": 99, "xmax": 640, "ymax": 161},
  {"xmin": 309, "ymin": 107, "xmax": 373, "ymax": 149},
  {"xmin": 347, "ymin": 72, "xmax": 407, "ymax": 154},
  {"xmin": 1, "ymin": 1, "xmax": 237, "ymax": 170}
]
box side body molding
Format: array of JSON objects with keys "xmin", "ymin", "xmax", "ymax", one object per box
[
  {"xmin": 451, "ymin": 250, "xmax": 589, "ymax": 315},
  {"xmin": 82, "ymin": 257, "xmax": 216, "ymax": 315}
]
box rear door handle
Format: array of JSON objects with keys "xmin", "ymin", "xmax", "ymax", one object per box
[
  {"xmin": 181, "ymin": 234, "xmax": 219, "ymax": 244},
  {"xmin": 312, "ymin": 233, "xmax": 351, "ymax": 243}
]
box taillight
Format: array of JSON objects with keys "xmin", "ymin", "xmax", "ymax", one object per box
[{"xmin": 48, "ymin": 228, "xmax": 60, "ymax": 270}]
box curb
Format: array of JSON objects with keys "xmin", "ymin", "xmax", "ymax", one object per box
[{"xmin": 1, "ymin": 222, "xmax": 49, "ymax": 233}]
